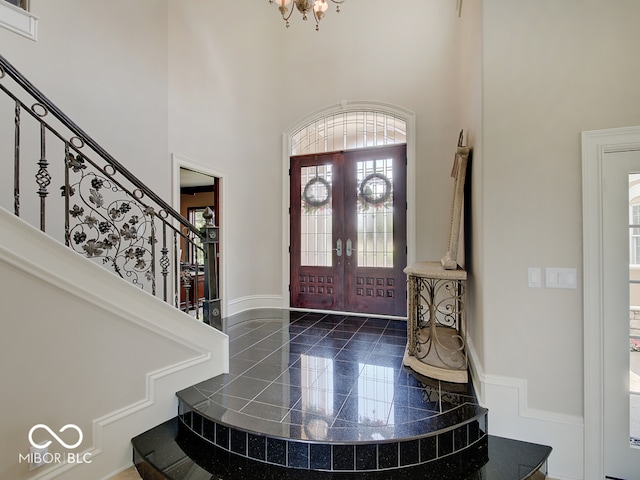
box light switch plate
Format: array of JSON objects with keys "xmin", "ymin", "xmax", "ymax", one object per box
[
  {"xmin": 528, "ymin": 267, "xmax": 542, "ymax": 288},
  {"xmin": 545, "ymin": 267, "xmax": 577, "ymax": 289}
]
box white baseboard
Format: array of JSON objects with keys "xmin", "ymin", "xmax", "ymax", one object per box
[
  {"xmin": 467, "ymin": 337, "xmax": 584, "ymax": 480},
  {"xmin": 227, "ymin": 295, "xmax": 283, "ymax": 316}
]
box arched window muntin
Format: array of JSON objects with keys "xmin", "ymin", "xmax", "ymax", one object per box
[{"xmin": 291, "ymin": 109, "xmax": 407, "ymax": 156}]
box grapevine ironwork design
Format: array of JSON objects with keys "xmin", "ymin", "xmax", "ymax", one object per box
[{"xmin": 64, "ymin": 149, "xmax": 157, "ymax": 291}]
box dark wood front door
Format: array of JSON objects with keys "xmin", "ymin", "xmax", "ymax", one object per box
[{"xmin": 290, "ymin": 144, "xmax": 407, "ymax": 316}]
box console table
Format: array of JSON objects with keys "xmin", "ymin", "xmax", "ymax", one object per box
[
  {"xmin": 403, "ymin": 142, "xmax": 470, "ymax": 383},
  {"xmin": 403, "ymin": 261, "xmax": 468, "ymax": 383}
]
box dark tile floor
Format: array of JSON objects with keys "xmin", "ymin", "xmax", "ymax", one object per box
[
  {"xmin": 137, "ymin": 309, "xmax": 551, "ymax": 479},
  {"xmin": 178, "ymin": 309, "xmax": 483, "ymax": 443}
]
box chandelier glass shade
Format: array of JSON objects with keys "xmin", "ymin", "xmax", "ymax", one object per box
[{"xmin": 269, "ymin": 0, "xmax": 345, "ymax": 31}]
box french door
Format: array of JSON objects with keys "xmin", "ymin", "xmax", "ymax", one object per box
[
  {"xmin": 602, "ymin": 149, "xmax": 640, "ymax": 479},
  {"xmin": 290, "ymin": 144, "xmax": 407, "ymax": 317}
]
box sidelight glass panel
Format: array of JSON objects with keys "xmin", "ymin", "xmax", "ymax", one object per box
[
  {"xmin": 301, "ymin": 165, "xmax": 332, "ymax": 266},
  {"xmin": 356, "ymin": 159, "xmax": 394, "ymax": 268},
  {"xmin": 629, "ymin": 173, "xmax": 640, "ymax": 446}
]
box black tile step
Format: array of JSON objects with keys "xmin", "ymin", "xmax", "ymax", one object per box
[
  {"xmin": 176, "ymin": 405, "xmax": 487, "ymax": 473},
  {"xmin": 132, "ymin": 417, "xmax": 551, "ymax": 480}
]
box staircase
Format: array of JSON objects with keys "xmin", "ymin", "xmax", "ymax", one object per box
[
  {"xmin": 131, "ymin": 310, "xmax": 552, "ymax": 479},
  {"xmin": 0, "ymin": 52, "xmax": 221, "ymax": 329}
]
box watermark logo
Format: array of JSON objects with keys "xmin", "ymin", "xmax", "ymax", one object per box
[
  {"xmin": 19, "ymin": 424, "xmax": 92, "ymax": 467},
  {"xmin": 28, "ymin": 424, "xmax": 83, "ymax": 449}
]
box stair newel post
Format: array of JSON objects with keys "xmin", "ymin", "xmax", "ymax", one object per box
[{"xmin": 201, "ymin": 207, "xmax": 221, "ymax": 330}]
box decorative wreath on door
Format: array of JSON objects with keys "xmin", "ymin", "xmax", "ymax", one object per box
[
  {"xmin": 359, "ymin": 172, "xmax": 392, "ymax": 206},
  {"xmin": 302, "ymin": 176, "xmax": 331, "ymax": 209}
]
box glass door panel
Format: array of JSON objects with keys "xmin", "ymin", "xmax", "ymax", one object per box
[
  {"xmin": 290, "ymin": 145, "xmax": 406, "ymax": 316},
  {"xmin": 356, "ymin": 158, "xmax": 395, "ymax": 268},
  {"xmin": 602, "ymin": 153, "xmax": 640, "ymax": 478},
  {"xmin": 343, "ymin": 145, "xmax": 407, "ymax": 316},
  {"xmin": 630, "ymin": 173, "xmax": 640, "ymax": 446},
  {"xmin": 290, "ymin": 153, "xmax": 344, "ymax": 311},
  {"xmin": 300, "ymin": 165, "xmax": 333, "ymax": 267}
]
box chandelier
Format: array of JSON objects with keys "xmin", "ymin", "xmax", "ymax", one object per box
[{"xmin": 269, "ymin": 0, "xmax": 345, "ymax": 31}]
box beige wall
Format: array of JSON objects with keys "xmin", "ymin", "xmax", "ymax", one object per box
[{"xmin": 481, "ymin": 0, "xmax": 640, "ymax": 417}]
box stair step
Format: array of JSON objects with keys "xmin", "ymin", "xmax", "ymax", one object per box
[
  {"xmin": 132, "ymin": 417, "xmax": 551, "ymax": 480},
  {"xmin": 177, "ymin": 402, "xmax": 487, "ymax": 472}
]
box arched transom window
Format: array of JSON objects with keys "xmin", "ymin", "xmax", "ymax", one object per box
[{"xmin": 291, "ymin": 111, "xmax": 407, "ymax": 156}]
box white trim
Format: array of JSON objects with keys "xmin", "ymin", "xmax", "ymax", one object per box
[
  {"xmin": 582, "ymin": 125, "xmax": 640, "ymax": 480},
  {"xmin": 28, "ymin": 355, "xmax": 215, "ymax": 480},
  {"xmin": 467, "ymin": 337, "xmax": 584, "ymax": 480},
  {"xmin": 172, "ymin": 153, "xmax": 228, "ymax": 319},
  {"xmin": 227, "ymin": 294, "xmax": 283, "ymax": 317},
  {"xmin": 0, "ymin": 1, "xmax": 37, "ymax": 41},
  {"xmin": 280, "ymin": 100, "xmax": 417, "ymax": 310},
  {"xmin": 0, "ymin": 207, "xmax": 228, "ymax": 480}
]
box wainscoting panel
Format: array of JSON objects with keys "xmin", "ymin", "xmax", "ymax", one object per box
[{"xmin": 467, "ymin": 337, "xmax": 584, "ymax": 480}]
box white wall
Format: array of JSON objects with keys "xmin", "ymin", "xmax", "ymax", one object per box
[
  {"xmin": 167, "ymin": 1, "xmax": 284, "ymax": 314},
  {"xmin": 0, "ymin": 3, "xmax": 229, "ymax": 479},
  {"xmin": 475, "ymin": 1, "xmax": 640, "ymax": 478},
  {"xmin": 0, "ymin": 0, "xmax": 170, "ymax": 199},
  {"xmin": 279, "ymin": 0, "xmax": 464, "ymax": 263},
  {"xmin": 0, "ymin": 0, "xmax": 465, "ymax": 317},
  {"xmin": 164, "ymin": 0, "xmax": 465, "ymax": 314},
  {"xmin": 0, "ymin": 208, "xmax": 228, "ymax": 480},
  {"xmin": 458, "ymin": 0, "xmax": 485, "ymax": 378}
]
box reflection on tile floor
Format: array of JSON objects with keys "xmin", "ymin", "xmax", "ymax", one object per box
[{"xmin": 178, "ymin": 309, "xmax": 483, "ymax": 443}]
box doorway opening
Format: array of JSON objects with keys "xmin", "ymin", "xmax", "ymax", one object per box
[
  {"xmin": 583, "ymin": 126, "xmax": 640, "ymax": 479},
  {"xmin": 290, "ymin": 145, "xmax": 407, "ymax": 316},
  {"xmin": 175, "ymin": 160, "xmax": 223, "ymax": 317},
  {"xmin": 283, "ymin": 102, "xmax": 416, "ymax": 318}
]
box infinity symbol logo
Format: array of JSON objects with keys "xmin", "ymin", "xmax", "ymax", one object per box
[{"xmin": 28, "ymin": 424, "xmax": 83, "ymax": 449}]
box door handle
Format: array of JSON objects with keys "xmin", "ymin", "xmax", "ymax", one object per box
[
  {"xmin": 346, "ymin": 238, "xmax": 355, "ymax": 257},
  {"xmin": 334, "ymin": 239, "xmax": 342, "ymax": 257}
]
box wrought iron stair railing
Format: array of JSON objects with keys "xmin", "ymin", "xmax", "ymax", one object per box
[{"xmin": 0, "ymin": 53, "xmax": 221, "ymax": 329}]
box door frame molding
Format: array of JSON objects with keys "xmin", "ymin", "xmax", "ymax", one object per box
[
  {"xmin": 172, "ymin": 153, "xmax": 227, "ymax": 318},
  {"xmin": 281, "ymin": 101, "xmax": 416, "ymax": 315},
  {"xmin": 582, "ymin": 125, "xmax": 640, "ymax": 479}
]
